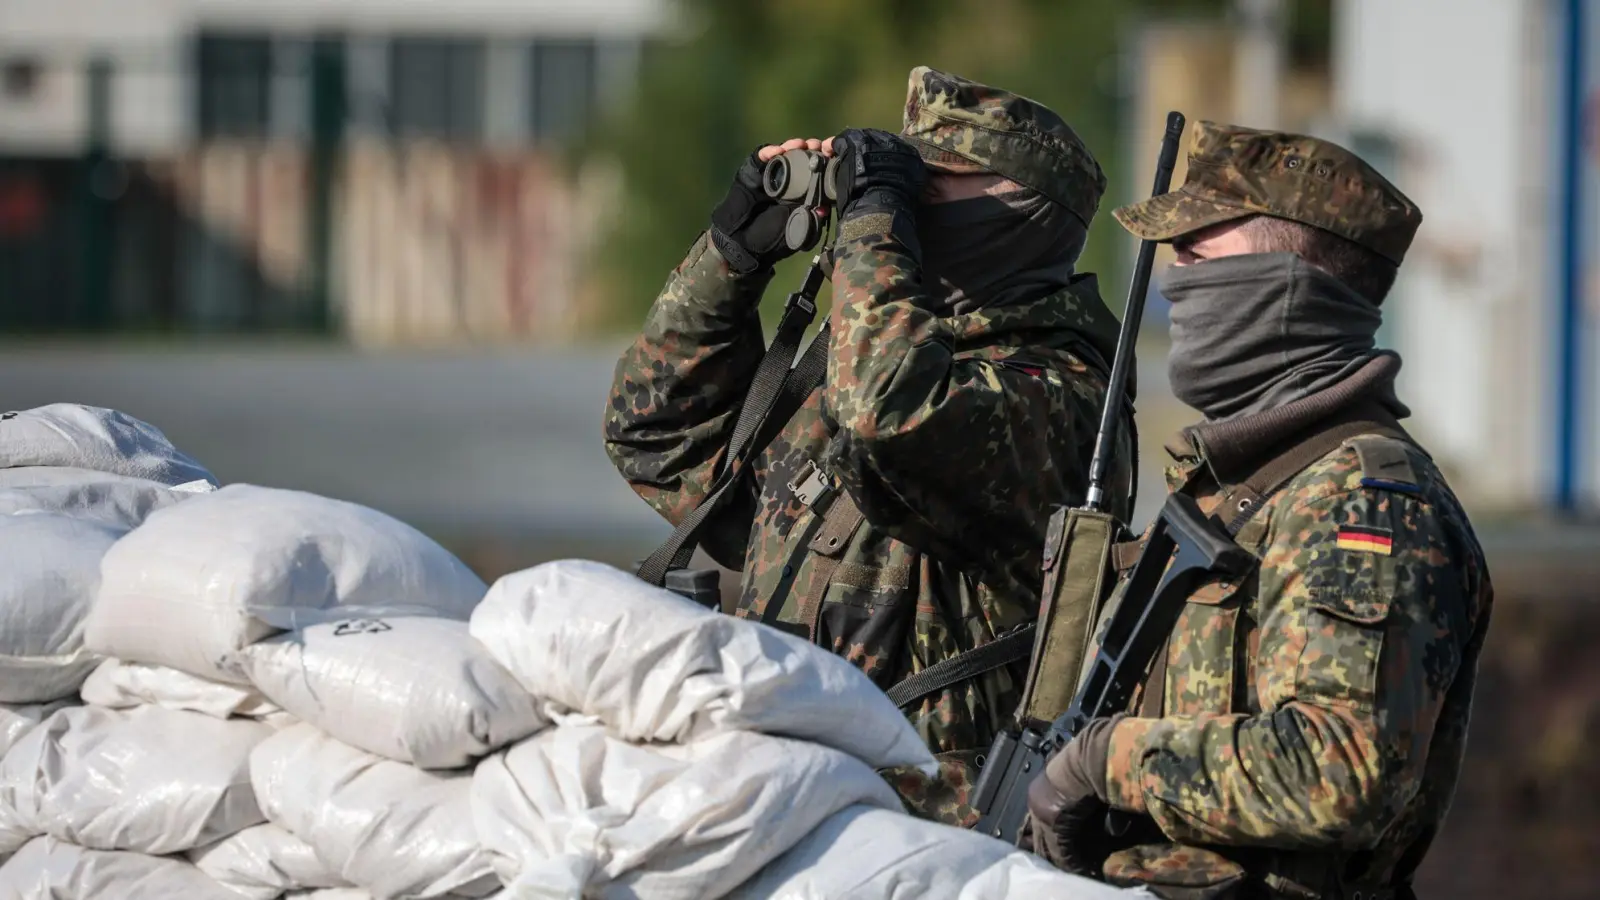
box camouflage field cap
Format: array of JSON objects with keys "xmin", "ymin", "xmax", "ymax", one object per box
[
  {"xmin": 900, "ymin": 66, "xmax": 1106, "ymax": 227},
  {"xmin": 1114, "ymin": 120, "xmax": 1423, "ymax": 265}
]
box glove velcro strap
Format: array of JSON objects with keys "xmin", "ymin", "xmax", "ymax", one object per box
[
  {"xmin": 710, "ymin": 227, "xmax": 763, "ymax": 275},
  {"xmin": 838, "ymin": 209, "xmax": 922, "ymax": 263}
]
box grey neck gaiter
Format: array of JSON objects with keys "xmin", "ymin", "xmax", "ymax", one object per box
[{"xmin": 1161, "ymin": 252, "xmax": 1400, "ymax": 422}]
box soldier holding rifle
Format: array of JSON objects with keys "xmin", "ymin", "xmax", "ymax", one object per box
[{"xmin": 1024, "ymin": 122, "xmax": 1494, "ymax": 900}]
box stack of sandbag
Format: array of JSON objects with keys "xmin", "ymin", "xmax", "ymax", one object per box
[
  {"xmin": 0, "ymin": 476, "xmax": 495, "ymax": 899},
  {"xmin": 488, "ymin": 562, "xmax": 1141, "ymax": 900},
  {"xmin": 0, "ymin": 403, "xmax": 217, "ymax": 526},
  {"xmin": 236, "ymin": 611, "xmax": 543, "ymax": 899},
  {"xmin": 2, "ymin": 402, "xmax": 1139, "ymax": 899},
  {"xmin": 463, "ymin": 560, "xmax": 1128, "ymax": 900},
  {"xmin": 462, "ymin": 560, "xmax": 927, "ymax": 899},
  {"xmin": 0, "ymin": 404, "xmax": 222, "ymax": 871},
  {"xmin": 0, "ymin": 405, "xmax": 217, "ymax": 713}
]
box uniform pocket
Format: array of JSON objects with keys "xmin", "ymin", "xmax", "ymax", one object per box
[
  {"xmin": 1161, "ymin": 573, "xmax": 1248, "ymax": 717},
  {"xmin": 1103, "ymin": 843, "xmax": 1247, "ymax": 900},
  {"xmin": 816, "ymin": 561, "xmax": 915, "ymax": 685},
  {"xmin": 1297, "ymin": 587, "xmax": 1392, "ymax": 711}
]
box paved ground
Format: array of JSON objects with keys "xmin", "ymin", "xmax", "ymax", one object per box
[{"xmin": 0, "ymin": 339, "xmax": 1178, "ymax": 545}]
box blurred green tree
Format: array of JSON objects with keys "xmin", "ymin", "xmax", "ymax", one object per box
[{"xmin": 581, "ymin": 0, "xmax": 1320, "ymax": 332}]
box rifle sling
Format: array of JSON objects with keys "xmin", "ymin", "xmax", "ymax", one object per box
[
  {"xmin": 885, "ymin": 623, "xmax": 1037, "ymax": 709},
  {"xmin": 636, "ymin": 297, "xmax": 830, "ymax": 587}
]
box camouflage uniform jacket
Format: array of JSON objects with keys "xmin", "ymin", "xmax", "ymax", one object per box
[
  {"xmin": 1094, "ymin": 372, "xmax": 1493, "ymax": 897},
  {"xmin": 605, "ymin": 224, "xmax": 1132, "ymax": 822}
]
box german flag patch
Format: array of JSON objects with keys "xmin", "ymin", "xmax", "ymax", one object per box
[{"xmin": 1336, "ymin": 525, "xmax": 1393, "ymax": 555}]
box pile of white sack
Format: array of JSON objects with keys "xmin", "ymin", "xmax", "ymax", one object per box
[{"xmin": 0, "ymin": 403, "xmax": 1136, "ymax": 900}]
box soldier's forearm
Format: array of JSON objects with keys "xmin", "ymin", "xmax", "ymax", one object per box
[
  {"xmin": 602, "ymin": 232, "xmax": 770, "ymax": 521},
  {"xmin": 1105, "ymin": 704, "xmax": 1399, "ymax": 849},
  {"xmin": 824, "ymin": 222, "xmax": 947, "ymax": 442}
]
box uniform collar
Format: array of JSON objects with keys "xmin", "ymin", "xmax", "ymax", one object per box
[{"xmin": 1164, "ymin": 354, "xmax": 1408, "ymax": 490}]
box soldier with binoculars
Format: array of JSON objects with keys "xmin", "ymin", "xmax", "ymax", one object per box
[{"xmin": 603, "ymin": 66, "xmax": 1133, "ymax": 823}]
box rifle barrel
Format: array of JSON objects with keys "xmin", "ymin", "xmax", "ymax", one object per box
[{"xmin": 1085, "ymin": 112, "xmax": 1187, "ymax": 512}]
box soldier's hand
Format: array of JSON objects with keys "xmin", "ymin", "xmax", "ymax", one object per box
[
  {"xmin": 1026, "ymin": 714, "xmax": 1123, "ymax": 876},
  {"xmin": 710, "ymin": 138, "xmax": 829, "ymax": 276},
  {"xmin": 829, "ymin": 128, "xmax": 926, "ymax": 222}
]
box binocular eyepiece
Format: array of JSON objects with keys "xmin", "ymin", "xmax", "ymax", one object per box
[
  {"xmin": 760, "ymin": 149, "xmax": 841, "ymax": 253},
  {"xmin": 761, "ymin": 149, "xmax": 840, "ymax": 204}
]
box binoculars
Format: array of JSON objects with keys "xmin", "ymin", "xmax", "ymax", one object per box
[{"xmin": 761, "ymin": 148, "xmax": 841, "ymax": 253}]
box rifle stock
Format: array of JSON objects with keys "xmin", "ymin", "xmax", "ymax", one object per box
[{"xmin": 971, "ymin": 493, "xmax": 1253, "ymax": 841}]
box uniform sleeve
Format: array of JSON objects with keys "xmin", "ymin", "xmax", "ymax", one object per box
[
  {"xmin": 1101, "ymin": 483, "xmax": 1481, "ymax": 848},
  {"xmin": 602, "ymin": 231, "xmax": 773, "ymax": 569},
  {"xmin": 822, "ymin": 213, "xmax": 1105, "ymax": 579}
]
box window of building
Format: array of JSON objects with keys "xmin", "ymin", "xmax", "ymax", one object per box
[
  {"xmin": 388, "ymin": 37, "xmax": 485, "ymax": 140},
  {"xmin": 2, "ymin": 58, "xmax": 41, "ymax": 101},
  {"xmin": 196, "ymin": 34, "xmax": 274, "ymax": 137},
  {"xmin": 528, "ymin": 38, "xmax": 597, "ymax": 144}
]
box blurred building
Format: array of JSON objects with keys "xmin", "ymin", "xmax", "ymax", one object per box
[
  {"xmin": 1334, "ymin": 0, "xmax": 1597, "ymax": 515},
  {"xmin": 0, "ymin": 0, "xmax": 667, "ymax": 342},
  {"xmin": 1123, "ymin": 0, "xmax": 1599, "ymax": 515}
]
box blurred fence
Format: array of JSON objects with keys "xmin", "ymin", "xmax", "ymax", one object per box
[{"xmin": 0, "ymin": 140, "xmax": 607, "ymax": 343}]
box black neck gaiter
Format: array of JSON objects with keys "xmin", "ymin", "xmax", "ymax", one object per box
[
  {"xmin": 915, "ymin": 190, "xmax": 1086, "ymax": 315},
  {"xmin": 1161, "ymin": 252, "xmax": 1402, "ymax": 422}
]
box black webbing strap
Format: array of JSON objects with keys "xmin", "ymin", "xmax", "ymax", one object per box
[
  {"xmin": 883, "ymin": 406, "xmax": 1409, "ymax": 712},
  {"xmin": 636, "ymin": 287, "xmax": 830, "ymax": 587},
  {"xmin": 885, "ymin": 623, "xmax": 1037, "ymax": 709}
]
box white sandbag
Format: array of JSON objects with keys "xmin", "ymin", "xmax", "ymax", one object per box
[
  {"xmin": 251, "ymin": 724, "xmax": 498, "ymax": 899},
  {"xmin": 469, "ymin": 560, "xmax": 934, "ymax": 771},
  {"xmin": 0, "ymin": 404, "xmax": 217, "ymax": 488},
  {"xmin": 0, "ymin": 701, "xmax": 73, "ymax": 759},
  {"xmin": 0, "ymin": 514, "xmax": 125, "ymax": 703},
  {"xmin": 85, "ymin": 484, "xmax": 488, "ymax": 684},
  {"xmin": 0, "ymin": 791, "xmax": 27, "ymax": 858},
  {"xmin": 472, "ymin": 723, "xmax": 902, "ymax": 900},
  {"xmin": 281, "ymin": 883, "xmax": 502, "ymax": 890},
  {"xmin": 283, "ymin": 892, "xmax": 502, "ymax": 900},
  {"xmin": 726, "ymin": 804, "xmax": 1132, "ymax": 900},
  {"xmin": 0, "ymin": 837, "xmax": 242, "ymax": 900},
  {"xmin": 234, "ymin": 616, "xmax": 544, "ymax": 769},
  {"xmin": 0, "ymin": 467, "xmax": 205, "ymax": 528},
  {"xmin": 957, "ymin": 854, "xmax": 1140, "ymax": 899},
  {"xmin": 80, "ymin": 658, "xmax": 282, "ymax": 719},
  {"xmin": 0, "ymin": 705, "xmax": 270, "ymax": 854},
  {"xmin": 188, "ymin": 824, "xmax": 350, "ymax": 900}
]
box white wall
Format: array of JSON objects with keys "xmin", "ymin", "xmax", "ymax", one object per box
[
  {"xmin": 0, "ymin": 0, "xmax": 189, "ymax": 154},
  {"xmin": 1334, "ymin": 0, "xmax": 1556, "ymax": 510},
  {"xmin": 0, "ymin": 0, "xmax": 666, "ymax": 154}
]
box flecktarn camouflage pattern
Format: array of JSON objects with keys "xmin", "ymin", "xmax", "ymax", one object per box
[
  {"xmin": 605, "ymin": 67, "xmax": 1131, "ymax": 826},
  {"xmin": 1093, "ymin": 428, "xmax": 1492, "ymax": 896},
  {"xmin": 1114, "ymin": 120, "xmax": 1424, "ymax": 265},
  {"xmin": 900, "ymin": 66, "xmax": 1106, "ymax": 228}
]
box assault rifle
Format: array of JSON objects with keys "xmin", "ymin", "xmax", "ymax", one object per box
[{"xmin": 969, "ymin": 111, "xmax": 1254, "ymax": 844}]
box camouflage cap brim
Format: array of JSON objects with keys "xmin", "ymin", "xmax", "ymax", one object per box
[
  {"xmin": 904, "ymin": 134, "xmax": 992, "ymax": 175},
  {"xmin": 1112, "ymin": 188, "xmax": 1261, "ymax": 243}
]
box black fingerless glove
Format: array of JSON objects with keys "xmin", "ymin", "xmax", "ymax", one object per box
[
  {"xmin": 710, "ymin": 150, "xmax": 798, "ymax": 275},
  {"xmin": 830, "ymin": 128, "xmax": 927, "ymax": 221}
]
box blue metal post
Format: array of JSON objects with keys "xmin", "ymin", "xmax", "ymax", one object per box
[{"xmin": 1556, "ymin": 0, "xmax": 1586, "ymax": 512}]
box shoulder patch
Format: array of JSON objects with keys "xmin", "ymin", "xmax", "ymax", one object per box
[
  {"xmin": 1347, "ymin": 436, "xmax": 1421, "ymax": 494},
  {"xmin": 1336, "ymin": 524, "xmax": 1394, "ymax": 555}
]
